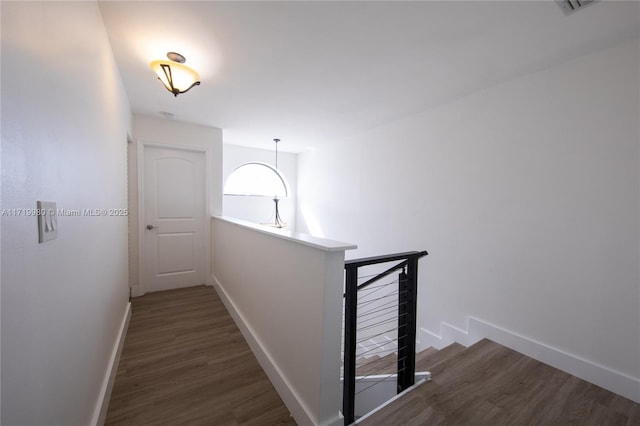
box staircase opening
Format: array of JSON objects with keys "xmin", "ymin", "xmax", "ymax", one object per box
[{"xmin": 342, "ymin": 251, "xmax": 428, "ymax": 424}]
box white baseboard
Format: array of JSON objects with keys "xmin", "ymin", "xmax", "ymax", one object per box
[
  {"xmin": 205, "ymin": 275, "xmax": 215, "ymax": 287},
  {"xmin": 130, "ymin": 284, "xmax": 144, "ymax": 297},
  {"xmin": 418, "ymin": 317, "xmax": 640, "ymax": 403},
  {"xmin": 211, "ymin": 274, "xmax": 319, "ymax": 426},
  {"xmin": 416, "ymin": 320, "xmax": 473, "ymax": 351},
  {"xmin": 91, "ymin": 302, "xmax": 131, "ymax": 426}
]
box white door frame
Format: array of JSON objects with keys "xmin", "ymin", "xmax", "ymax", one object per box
[{"xmin": 134, "ymin": 141, "xmax": 211, "ymax": 296}]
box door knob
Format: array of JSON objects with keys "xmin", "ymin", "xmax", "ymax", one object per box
[{"xmin": 146, "ymin": 224, "xmax": 158, "ymax": 230}]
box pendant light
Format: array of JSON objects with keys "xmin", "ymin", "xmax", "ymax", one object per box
[{"xmin": 271, "ymin": 138, "xmax": 286, "ymax": 228}]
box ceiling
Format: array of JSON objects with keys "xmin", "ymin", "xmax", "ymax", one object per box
[{"xmin": 99, "ymin": 1, "xmax": 639, "ymax": 153}]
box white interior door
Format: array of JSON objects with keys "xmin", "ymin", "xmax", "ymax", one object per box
[{"xmin": 143, "ymin": 146, "xmax": 206, "ymax": 293}]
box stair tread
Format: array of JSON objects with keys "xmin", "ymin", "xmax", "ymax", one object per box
[
  {"xmin": 415, "ymin": 342, "xmax": 466, "ymax": 371},
  {"xmin": 357, "ymin": 354, "xmax": 380, "ymax": 362},
  {"xmin": 355, "ymin": 354, "xmax": 380, "ymax": 369},
  {"xmin": 427, "ymin": 339, "xmax": 501, "ymax": 377},
  {"xmin": 356, "ymin": 344, "xmax": 459, "ymax": 376},
  {"xmin": 357, "ymin": 353, "xmax": 397, "ymax": 376},
  {"xmin": 359, "ymin": 338, "xmax": 640, "ymax": 425},
  {"xmin": 415, "ymin": 346, "xmax": 438, "ymax": 363}
]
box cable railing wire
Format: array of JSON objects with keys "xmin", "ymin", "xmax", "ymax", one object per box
[
  {"xmin": 356, "ymin": 279, "xmax": 399, "ymax": 292},
  {"xmin": 358, "ymin": 302, "xmax": 397, "ymax": 317},
  {"xmin": 354, "ymin": 373, "xmax": 396, "ymax": 396},
  {"xmin": 357, "ymin": 304, "xmax": 399, "ymax": 321},
  {"xmin": 345, "ymin": 277, "xmax": 398, "ymax": 299},
  {"xmin": 357, "ymin": 312, "xmax": 405, "ymax": 331},
  {"xmin": 357, "ymin": 291, "xmax": 407, "ymax": 309},
  {"xmin": 357, "ymin": 298, "xmax": 400, "ymax": 318},
  {"xmin": 355, "ymin": 327, "xmax": 399, "ymax": 345},
  {"xmin": 357, "ymin": 317, "xmax": 399, "ymax": 333}
]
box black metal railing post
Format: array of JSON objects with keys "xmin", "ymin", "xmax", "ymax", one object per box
[
  {"xmin": 397, "ymin": 267, "xmax": 410, "ymax": 392},
  {"xmin": 397, "ymin": 255, "xmax": 419, "ymax": 392},
  {"xmin": 343, "ymin": 265, "xmax": 358, "ymax": 426}
]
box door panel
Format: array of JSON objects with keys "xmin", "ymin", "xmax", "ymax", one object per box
[
  {"xmin": 157, "ymin": 233, "xmax": 195, "ymax": 274},
  {"xmin": 156, "ymin": 158, "xmax": 195, "ymax": 219},
  {"xmin": 144, "ymin": 147, "xmax": 206, "ymax": 292}
]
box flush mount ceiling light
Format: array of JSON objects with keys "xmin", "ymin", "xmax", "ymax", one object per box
[{"xmin": 150, "ymin": 52, "xmax": 201, "ymax": 97}]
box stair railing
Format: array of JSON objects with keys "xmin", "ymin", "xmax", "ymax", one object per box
[{"xmin": 342, "ymin": 250, "xmax": 428, "ymax": 425}]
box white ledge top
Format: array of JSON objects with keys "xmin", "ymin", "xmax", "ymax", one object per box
[{"xmin": 213, "ymin": 216, "xmax": 357, "ymax": 252}]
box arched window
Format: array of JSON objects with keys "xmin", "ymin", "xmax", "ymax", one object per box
[{"xmin": 224, "ymin": 162, "xmax": 289, "ymax": 198}]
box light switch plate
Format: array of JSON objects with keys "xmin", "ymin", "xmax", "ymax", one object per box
[{"xmin": 37, "ymin": 201, "xmax": 57, "ymax": 243}]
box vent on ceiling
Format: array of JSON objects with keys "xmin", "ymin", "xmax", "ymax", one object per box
[{"xmin": 557, "ymin": 0, "xmax": 596, "ymax": 15}]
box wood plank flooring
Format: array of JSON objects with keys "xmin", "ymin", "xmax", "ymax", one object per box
[
  {"xmin": 356, "ymin": 343, "xmax": 465, "ymax": 376},
  {"xmin": 105, "ymin": 285, "xmax": 296, "ymax": 426},
  {"xmin": 359, "ymin": 339, "xmax": 640, "ymax": 425},
  {"xmin": 107, "ymin": 287, "xmax": 640, "ymax": 425}
]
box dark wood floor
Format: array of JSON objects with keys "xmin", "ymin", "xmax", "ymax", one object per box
[
  {"xmin": 105, "ymin": 285, "xmax": 296, "ymax": 425},
  {"xmin": 107, "ymin": 286, "xmax": 640, "ymax": 425},
  {"xmin": 356, "ymin": 343, "xmax": 467, "ymax": 377},
  {"xmin": 359, "ymin": 339, "xmax": 640, "ymax": 425}
]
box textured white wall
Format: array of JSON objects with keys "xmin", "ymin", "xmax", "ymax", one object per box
[
  {"xmin": 223, "ymin": 144, "xmax": 298, "ymax": 230},
  {"xmin": 1, "ymin": 2, "xmax": 131, "ymax": 424},
  {"xmin": 297, "ymin": 38, "xmax": 640, "ymax": 381},
  {"xmin": 128, "ymin": 114, "xmax": 223, "ymax": 295}
]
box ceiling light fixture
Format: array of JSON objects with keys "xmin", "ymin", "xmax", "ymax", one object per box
[{"xmin": 150, "ymin": 52, "xmax": 201, "ymax": 97}]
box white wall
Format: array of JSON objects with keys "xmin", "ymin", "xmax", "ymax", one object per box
[
  {"xmin": 211, "ymin": 217, "xmax": 354, "ymax": 426},
  {"xmin": 128, "ymin": 114, "xmax": 223, "ymax": 295},
  {"xmin": 1, "ymin": 2, "xmax": 131, "ymax": 424},
  {"xmin": 297, "ymin": 38, "xmax": 640, "ymax": 388},
  {"xmin": 223, "ymin": 144, "xmax": 297, "ymax": 230}
]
